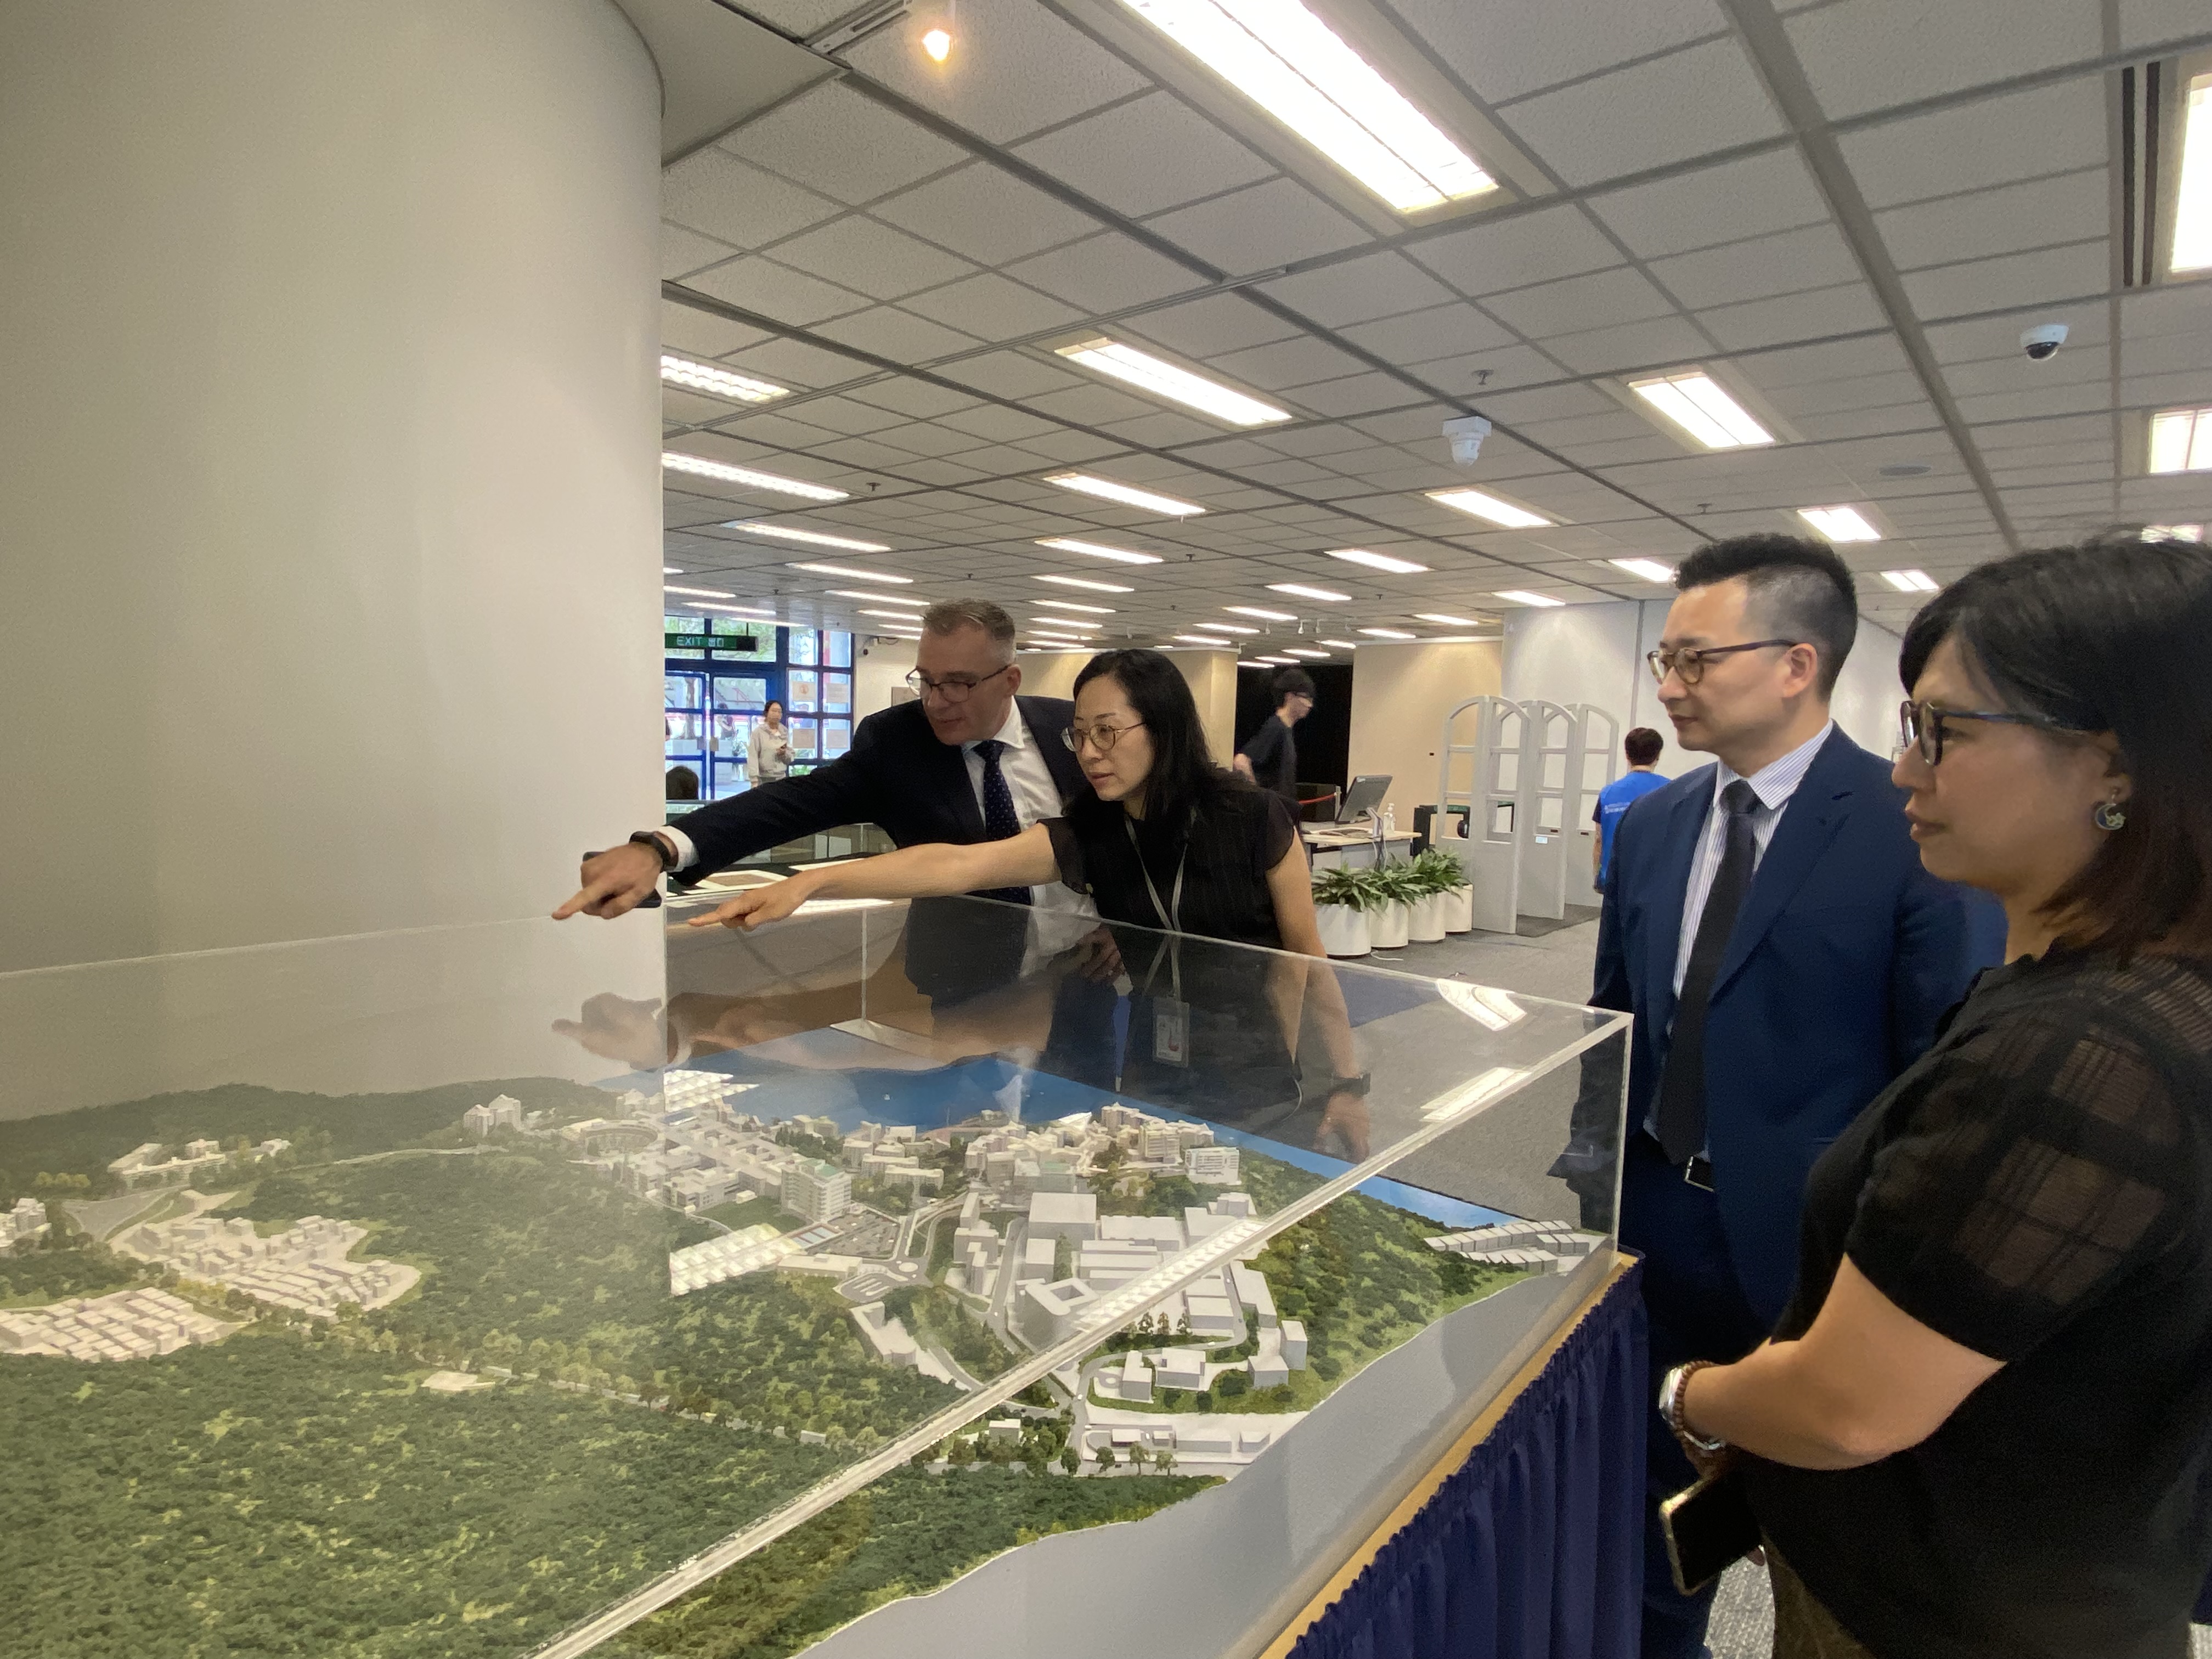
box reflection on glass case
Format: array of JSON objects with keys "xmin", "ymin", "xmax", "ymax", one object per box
[{"xmin": 0, "ymin": 898, "xmax": 1625, "ymax": 1659}]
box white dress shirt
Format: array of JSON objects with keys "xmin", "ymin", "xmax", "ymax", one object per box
[
  {"xmin": 964, "ymin": 701, "xmax": 1093, "ymax": 919},
  {"xmin": 1670, "ymin": 720, "xmax": 1834, "ymax": 997}
]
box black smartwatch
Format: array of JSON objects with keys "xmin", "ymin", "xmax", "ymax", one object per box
[
  {"xmin": 1325, "ymin": 1071, "xmax": 1372, "ymax": 1098},
  {"xmin": 629, "ymin": 830, "xmax": 678, "ymax": 873}
]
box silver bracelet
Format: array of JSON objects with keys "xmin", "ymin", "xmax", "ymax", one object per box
[{"xmin": 1661, "ymin": 1362, "xmax": 1728, "ymax": 1454}]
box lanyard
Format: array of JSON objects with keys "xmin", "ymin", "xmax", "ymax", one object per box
[{"xmin": 1124, "ymin": 815, "xmax": 1187, "ymax": 931}]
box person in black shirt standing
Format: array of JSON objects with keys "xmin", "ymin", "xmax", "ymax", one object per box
[
  {"xmin": 1666, "ymin": 534, "xmax": 2212, "ymax": 1659},
  {"xmin": 1234, "ymin": 666, "xmax": 1313, "ymax": 809}
]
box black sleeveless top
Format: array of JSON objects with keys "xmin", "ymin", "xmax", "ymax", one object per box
[{"xmin": 1042, "ymin": 782, "xmax": 1299, "ymax": 948}]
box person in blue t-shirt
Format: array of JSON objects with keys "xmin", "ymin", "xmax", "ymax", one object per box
[{"xmin": 1592, "ymin": 726, "xmax": 1668, "ymax": 890}]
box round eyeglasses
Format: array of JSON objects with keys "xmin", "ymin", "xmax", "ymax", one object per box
[
  {"xmin": 906, "ymin": 664, "xmax": 1011, "ymax": 703},
  {"xmin": 1898, "ymin": 698, "xmax": 2073, "ymax": 765},
  {"xmin": 1063, "ymin": 720, "xmax": 1144, "ymax": 754},
  {"xmin": 1646, "ymin": 639, "xmax": 1803, "ymax": 686}
]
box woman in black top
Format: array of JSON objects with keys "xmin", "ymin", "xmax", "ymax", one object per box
[
  {"xmin": 695, "ymin": 648, "xmax": 1367, "ymax": 1148},
  {"xmin": 1664, "ymin": 535, "xmax": 2212, "ymax": 1659}
]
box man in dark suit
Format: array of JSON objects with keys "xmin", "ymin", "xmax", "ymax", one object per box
[
  {"xmin": 1595, "ymin": 535, "xmax": 2002, "ymax": 1658},
  {"xmin": 556, "ymin": 597, "xmax": 1088, "ymax": 943}
]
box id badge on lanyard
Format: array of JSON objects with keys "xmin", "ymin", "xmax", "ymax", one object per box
[{"xmin": 1128, "ymin": 818, "xmax": 1190, "ymax": 1066}]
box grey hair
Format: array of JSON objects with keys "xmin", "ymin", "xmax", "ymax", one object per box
[{"xmin": 921, "ymin": 597, "xmax": 1017, "ymax": 663}]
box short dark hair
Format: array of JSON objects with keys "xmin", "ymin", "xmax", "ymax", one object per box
[
  {"xmin": 921, "ymin": 597, "xmax": 1015, "ymax": 662},
  {"xmin": 1624, "ymin": 727, "xmax": 1664, "ymax": 767},
  {"xmin": 1674, "ymin": 533, "xmax": 1858, "ymax": 696},
  {"xmin": 664, "ymin": 764, "xmax": 699, "ymax": 801},
  {"xmin": 1272, "ymin": 667, "xmax": 1316, "ymax": 706},
  {"xmin": 1899, "ymin": 533, "xmax": 2212, "ymax": 956},
  {"xmin": 1075, "ymin": 648, "xmax": 1240, "ymax": 826}
]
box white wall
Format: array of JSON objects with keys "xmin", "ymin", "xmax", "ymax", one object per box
[
  {"xmin": 854, "ymin": 635, "xmax": 919, "ymax": 720},
  {"xmin": 1345, "ymin": 640, "xmax": 1504, "ymax": 825}
]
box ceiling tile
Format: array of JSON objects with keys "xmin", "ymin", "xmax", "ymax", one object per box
[
  {"xmin": 843, "ymin": 377, "xmax": 985, "ymax": 419},
  {"xmin": 683, "ymin": 256, "xmax": 874, "ymax": 326},
  {"xmin": 1538, "ymin": 314, "xmax": 1719, "ymax": 375},
  {"xmin": 1838, "ymin": 77, "xmax": 2106, "ymax": 209},
  {"xmin": 868, "ymin": 162, "xmax": 1104, "ymax": 266},
  {"xmin": 900, "ymin": 272, "xmax": 1087, "ymax": 341},
  {"xmin": 1255, "ymin": 252, "xmax": 1459, "ymax": 328},
  {"xmin": 811, "ymin": 305, "xmax": 983, "ymax": 364},
  {"xmin": 1143, "ymin": 178, "xmax": 1372, "ymax": 273},
  {"xmin": 1338, "ymin": 302, "xmax": 1520, "ymax": 364},
  {"xmin": 719, "ymin": 83, "xmax": 968, "ymax": 204},
  {"xmin": 1383, "ymin": 0, "xmax": 1728, "ymax": 104},
  {"xmin": 1482, "ymin": 266, "xmax": 1677, "ymax": 338},
  {"xmin": 1206, "ymin": 335, "xmax": 1369, "ymax": 391},
  {"xmin": 1494, "ymin": 38, "xmax": 1787, "ymax": 187},
  {"xmin": 843, "ymin": 0, "xmax": 1152, "ymax": 144},
  {"xmin": 661, "ymin": 148, "xmax": 844, "ymax": 248},
  {"xmin": 1003, "ymin": 233, "xmax": 1203, "ymax": 312},
  {"xmin": 1406, "ymin": 203, "xmax": 1623, "ymax": 297},
  {"xmin": 1280, "ymin": 371, "xmax": 1418, "ymax": 418},
  {"xmin": 1784, "ymin": 0, "xmax": 2101, "ymax": 122},
  {"xmin": 1024, "ymin": 382, "xmax": 1170, "ymax": 427},
  {"xmin": 662, "ymin": 223, "xmax": 738, "ymax": 280},
  {"xmin": 1875, "ymin": 167, "xmax": 2107, "ymax": 271},
  {"xmin": 1403, "ymin": 341, "xmax": 1573, "ymax": 394},
  {"xmin": 1126, "ymin": 294, "xmax": 1304, "ymax": 359},
  {"xmin": 769, "ymin": 217, "xmax": 979, "ymax": 301},
  {"xmin": 2120, "ymin": 0, "xmax": 2209, "ymax": 47},
  {"xmin": 1648, "ymin": 223, "xmax": 1861, "ymax": 309},
  {"xmin": 660, "ymin": 298, "xmax": 772, "ymax": 359},
  {"xmin": 783, "ymin": 396, "xmax": 912, "ymax": 438},
  {"xmin": 1593, "ymin": 147, "xmax": 1831, "ymax": 259},
  {"xmin": 1697, "ymin": 279, "xmax": 1888, "ymax": 349},
  {"xmin": 1009, "ymin": 91, "xmax": 1275, "ymax": 218},
  {"xmin": 718, "ymin": 336, "xmax": 879, "ymax": 391},
  {"xmin": 1899, "ymin": 240, "xmax": 2109, "ymax": 319}
]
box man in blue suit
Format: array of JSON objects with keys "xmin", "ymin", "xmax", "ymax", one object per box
[{"xmin": 1593, "ymin": 535, "xmax": 2002, "ymax": 1657}]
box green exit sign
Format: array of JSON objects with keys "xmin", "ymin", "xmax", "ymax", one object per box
[{"xmin": 667, "ymin": 630, "xmax": 759, "ymax": 652}]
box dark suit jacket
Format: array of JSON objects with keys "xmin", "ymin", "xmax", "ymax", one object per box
[
  {"xmin": 669, "ymin": 695, "xmax": 1084, "ymax": 879},
  {"xmin": 1593, "ymin": 726, "xmax": 2005, "ymax": 1322}
]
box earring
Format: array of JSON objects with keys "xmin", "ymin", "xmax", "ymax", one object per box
[{"xmin": 2094, "ymin": 794, "xmax": 2128, "ymax": 832}]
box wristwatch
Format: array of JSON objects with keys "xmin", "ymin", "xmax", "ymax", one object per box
[
  {"xmin": 629, "ymin": 830, "xmax": 678, "ymax": 874},
  {"xmin": 1660, "ymin": 1361, "xmax": 1727, "ymax": 1455},
  {"xmin": 1325, "ymin": 1071, "xmax": 1371, "ymax": 1098}
]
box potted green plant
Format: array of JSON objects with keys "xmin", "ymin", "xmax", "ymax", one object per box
[
  {"xmin": 1412, "ymin": 848, "xmax": 1474, "ymax": 936},
  {"xmin": 1404, "ymin": 851, "xmax": 1450, "ymax": 942},
  {"xmin": 1311, "ymin": 864, "xmax": 1373, "ymax": 957},
  {"xmin": 1367, "ymin": 858, "xmax": 1415, "ymax": 949}
]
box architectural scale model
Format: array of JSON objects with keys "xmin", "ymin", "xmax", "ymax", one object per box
[{"xmin": 0, "ymin": 1285, "xmax": 230, "ymax": 1361}]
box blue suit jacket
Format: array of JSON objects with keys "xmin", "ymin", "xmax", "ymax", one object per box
[{"xmin": 1594, "ymin": 726, "xmax": 2005, "ymax": 1322}]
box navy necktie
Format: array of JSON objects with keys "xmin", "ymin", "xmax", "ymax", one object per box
[
  {"xmin": 970, "ymin": 739, "xmax": 1032, "ymax": 906},
  {"xmin": 1656, "ymin": 778, "xmax": 1760, "ymax": 1165}
]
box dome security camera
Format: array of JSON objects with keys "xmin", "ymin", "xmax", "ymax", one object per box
[{"xmin": 2021, "ymin": 323, "xmax": 2068, "ymax": 361}]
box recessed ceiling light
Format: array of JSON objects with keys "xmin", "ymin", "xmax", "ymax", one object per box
[
  {"xmin": 1319, "ymin": 639, "xmax": 1359, "ymax": 650},
  {"xmin": 686, "ymin": 602, "xmax": 775, "ymax": 617},
  {"xmin": 1607, "ymin": 558, "xmax": 1676, "ymax": 583},
  {"xmin": 1035, "ymin": 573, "xmax": 1135, "ymax": 594},
  {"xmin": 2148, "ymin": 405, "xmax": 2212, "ymax": 473},
  {"xmin": 828, "ymin": 588, "xmax": 929, "ymax": 602},
  {"xmin": 663, "ymin": 452, "xmax": 848, "ymax": 501},
  {"xmin": 1414, "ymin": 612, "xmax": 1484, "ymax": 626},
  {"xmin": 1357, "ymin": 627, "xmax": 1417, "ymax": 640},
  {"xmin": 663, "ymin": 565, "xmax": 684, "ymax": 574},
  {"xmin": 1326, "ymin": 548, "xmax": 1430, "ymax": 574},
  {"xmin": 1280, "ymin": 647, "xmax": 1329, "ymax": 658},
  {"xmin": 2172, "ymin": 70, "xmax": 2212, "ymax": 272},
  {"xmin": 1053, "ymin": 337, "xmax": 1290, "ymax": 427},
  {"xmin": 1237, "ymin": 659, "xmax": 1272, "ymax": 668},
  {"xmin": 1173, "ymin": 634, "xmax": 1232, "ymax": 646},
  {"xmin": 1036, "ymin": 536, "xmax": 1164, "ymax": 565},
  {"xmin": 2145, "ymin": 523, "xmax": 2205, "ymax": 541},
  {"xmin": 1265, "ymin": 582, "xmax": 1351, "ymax": 602},
  {"xmin": 1798, "ymin": 505, "xmax": 1882, "ymax": 543},
  {"xmin": 1252, "ymin": 656, "xmax": 1297, "ymax": 665},
  {"xmin": 1626, "ymin": 371, "xmax": 1774, "ymax": 450},
  {"xmin": 659, "ymin": 354, "xmax": 789, "ymax": 404},
  {"xmin": 727, "ymin": 522, "xmax": 891, "ymax": 552},
  {"xmin": 1880, "ymin": 569, "xmax": 1940, "ymax": 593},
  {"xmin": 860, "ymin": 608, "xmax": 926, "ymax": 622},
  {"xmin": 1226, "ymin": 606, "xmax": 1297, "ymax": 621},
  {"xmin": 1194, "ymin": 622, "xmax": 1258, "ymax": 635},
  {"xmin": 1035, "ymin": 599, "xmax": 1116, "ymax": 614},
  {"xmin": 1031, "ymin": 616, "xmax": 1102, "ymax": 631},
  {"xmin": 1494, "ymin": 590, "xmax": 1565, "ymax": 607},
  {"xmin": 664, "ymin": 584, "xmax": 735, "ymax": 598},
  {"xmin": 923, "ymin": 26, "xmax": 952, "ymax": 62},
  {"xmin": 1043, "ymin": 473, "xmax": 1205, "ymax": 516},
  {"xmin": 1426, "ymin": 487, "xmax": 1551, "ymax": 529},
  {"xmin": 1116, "ymin": 0, "xmax": 1496, "ymax": 214},
  {"xmin": 788, "ymin": 562, "xmax": 912, "ymax": 584}
]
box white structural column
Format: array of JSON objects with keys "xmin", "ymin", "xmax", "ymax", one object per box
[{"xmin": 0, "ymin": 2, "xmax": 665, "ymax": 1113}]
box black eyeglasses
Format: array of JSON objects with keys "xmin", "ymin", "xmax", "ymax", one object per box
[
  {"xmin": 906, "ymin": 664, "xmax": 1011, "ymax": 703},
  {"xmin": 1899, "ymin": 698, "xmax": 2074, "ymax": 765},
  {"xmin": 1646, "ymin": 639, "xmax": 1802, "ymax": 686},
  {"xmin": 1063, "ymin": 720, "xmax": 1144, "ymax": 754}
]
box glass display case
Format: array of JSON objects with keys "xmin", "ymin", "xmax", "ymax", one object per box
[{"xmin": 0, "ymin": 894, "xmax": 1627, "ymax": 1659}]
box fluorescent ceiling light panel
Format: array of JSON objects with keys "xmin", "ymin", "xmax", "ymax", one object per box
[
  {"xmin": 659, "ymin": 354, "xmax": 789, "ymax": 404},
  {"xmin": 1880, "ymin": 569, "xmax": 1940, "ymax": 593},
  {"xmin": 1280, "ymin": 647, "xmax": 1329, "ymax": 658},
  {"xmin": 1254, "ymin": 657, "xmax": 1296, "ymax": 665},
  {"xmin": 788, "ymin": 562, "xmax": 912, "ymax": 584},
  {"xmin": 1426, "ymin": 487, "xmax": 1550, "ymax": 529},
  {"xmin": 2145, "ymin": 523, "xmax": 2204, "ymax": 541},
  {"xmin": 1035, "ymin": 573, "xmax": 1135, "ymax": 593},
  {"xmin": 664, "ymin": 584, "xmax": 735, "ymax": 598},
  {"xmin": 1265, "ymin": 582, "xmax": 1351, "ymax": 602},
  {"xmin": 1320, "ymin": 639, "xmax": 1359, "ymax": 649},
  {"xmin": 1607, "ymin": 558, "xmax": 1675, "ymax": 583},
  {"xmin": 1031, "ymin": 616, "xmax": 1102, "ymax": 631},
  {"xmin": 1414, "ymin": 612, "xmax": 1484, "ymax": 625},
  {"xmin": 2172, "ymin": 72, "xmax": 2212, "ymax": 273},
  {"xmin": 664, "ymin": 565, "xmax": 683, "ymax": 574},
  {"xmin": 860, "ymin": 608, "xmax": 926, "ymax": 622},
  {"xmin": 1494, "ymin": 590, "xmax": 1565, "ymax": 607},
  {"xmin": 1357, "ymin": 627, "xmax": 1417, "ymax": 640},
  {"xmin": 1053, "ymin": 338, "xmax": 1290, "ymax": 426},
  {"xmin": 687, "ymin": 602, "xmax": 775, "ymax": 617},
  {"xmin": 1626, "ymin": 371, "xmax": 1774, "ymax": 450},
  {"xmin": 2148, "ymin": 406, "xmax": 2212, "ymax": 473},
  {"xmin": 829, "ymin": 588, "xmax": 929, "ymax": 602},
  {"xmin": 1797, "ymin": 505, "xmax": 1882, "ymax": 543},
  {"xmin": 1194, "ymin": 622, "xmax": 1258, "ymax": 635},
  {"xmin": 1117, "ymin": 0, "xmax": 1494, "ymax": 213},
  {"xmin": 1035, "ymin": 599, "xmax": 1116, "ymax": 614},
  {"xmin": 662, "ymin": 452, "xmax": 848, "ymax": 501},
  {"xmin": 1325, "ymin": 548, "xmax": 1430, "ymax": 574},
  {"xmin": 727, "ymin": 522, "xmax": 891, "ymax": 552},
  {"xmin": 1036, "ymin": 536, "xmax": 1164, "ymax": 565},
  {"xmin": 1043, "ymin": 472, "xmax": 1205, "ymax": 516},
  {"xmin": 1225, "ymin": 605, "xmax": 1297, "ymax": 620},
  {"xmin": 1238, "ymin": 659, "xmax": 1271, "ymax": 668}
]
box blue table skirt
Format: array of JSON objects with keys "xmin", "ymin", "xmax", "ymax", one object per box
[{"xmin": 1290, "ymin": 1261, "xmax": 1647, "ymax": 1659}]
